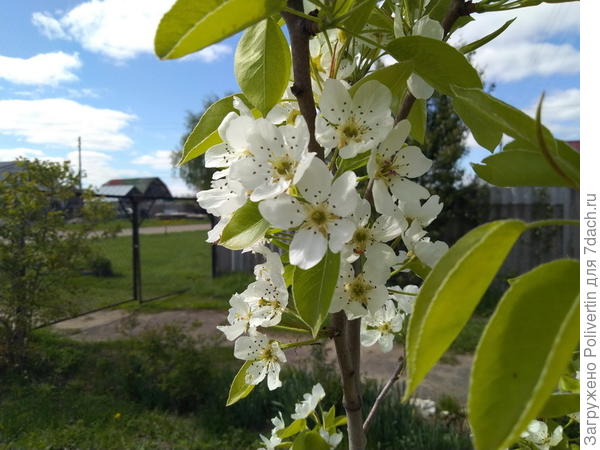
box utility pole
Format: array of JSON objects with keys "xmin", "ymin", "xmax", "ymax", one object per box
[{"xmin": 77, "ymin": 136, "xmax": 82, "ymax": 191}]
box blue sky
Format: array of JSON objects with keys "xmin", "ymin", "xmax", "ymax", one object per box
[{"xmin": 0, "ymin": 0, "xmax": 579, "ymax": 195}]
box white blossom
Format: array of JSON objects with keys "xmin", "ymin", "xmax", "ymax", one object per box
[
  {"xmin": 205, "ymin": 97, "xmax": 256, "ymax": 168},
  {"xmin": 410, "ymin": 398, "xmax": 436, "ymax": 418},
  {"xmin": 397, "ymin": 195, "xmax": 443, "ymax": 227},
  {"xmin": 330, "ymin": 260, "xmax": 390, "ymax": 318},
  {"xmin": 233, "ymin": 333, "xmax": 286, "ymax": 390},
  {"xmin": 361, "ymin": 299, "xmax": 404, "ymax": 352},
  {"xmin": 196, "ymin": 178, "xmax": 246, "ymax": 217},
  {"xmin": 391, "ymin": 284, "xmax": 419, "ymax": 315},
  {"xmin": 346, "ymin": 198, "xmax": 406, "ymax": 264},
  {"xmin": 229, "ymin": 118, "xmax": 314, "ymax": 201},
  {"xmin": 291, "ymin": 383, "xmax": 326, "ymax": 420},
  {"xmin": 315, "ymin": 78, "xmax": 394, "ymax": 158},
  {"xmin": 401, "ymin": 221, "xmax": 448, "ymax": 267},
  {"xmin": 319, "ymin": 428, "xmax": 343, "ymax": 448},
  {"xmin": 217, "ymin": 293, "xmax": 260, "ymax": 341},
  {"xmin": 259, "ymin": 158, "xmax": 359, "ymax": 269},
  {"xmin": 367, "ymin": 121, "xmax": 432, "ymax": 215},
  {"xmin": 520, "ymin": 420, "xmax": 563, "ymax": 450},
  {"xmin": 407, "ymin": 17, "xmax": 444, "ymax": 100}
]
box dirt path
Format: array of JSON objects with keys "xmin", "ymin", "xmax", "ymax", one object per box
[{"xmin": 54, "ymin": 309, "xmax": 472, "ymax": 404}]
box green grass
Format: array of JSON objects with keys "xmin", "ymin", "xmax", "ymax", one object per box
[
  {"xmin": 69, "ymin": 217, "xmax": 209, "ymax": 232},
  {"xmin": 69, "ymin": 230, "xmax": 252, "ymax": 314},
  {"xmin": 0, "ymin": 330, "xmax": 473, "ymax": 449}
]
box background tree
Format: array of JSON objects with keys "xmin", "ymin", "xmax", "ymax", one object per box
[
  {"xmin": 0, "ymin": 159, "xmax": 114, "ymax": 366},
  {"xmin": 417, "ymin": 92, "xmax": 489, "ymax": 244},
  {"xmin": 171, "ymin": 95, "xmax": 221, "ymax": 191}
]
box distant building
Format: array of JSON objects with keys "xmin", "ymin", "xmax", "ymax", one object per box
[
  {"xmin": 102, "ymin": 177, "xmax": 172, "ymax": 198},
  {"xmin": 100, "ymin": 177, "xmax": 172, "ymax": 218}
]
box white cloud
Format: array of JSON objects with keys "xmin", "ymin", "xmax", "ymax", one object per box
[
  {"xmin": 451, "ymin": 2, "xmax": 579, "ymax": 83},
  {"xmin": 0, "ymin": 52, "xmax": 81, "ymax": 86},
  {"xmin": 452, "ymin": 3, "xmax": 579, "ymax": 45},
  {"xmin": 473, "ymin": 42, "xmax": 579, "ymax": 82},
  {"xmin": 0, "ymin": 147, "xmax": 45, "ymax": 161},
  {"xmin": 526, "ymin": 88, "xmax": 580, "ymax": 140},
  {"xmin": 66, "ymin": 150, "xmax": 141, "ymax": 187},
  {"xmin": 32, "ymin": 0, "xmax": 231, "ymax": 62},
  {"xmin": 0, "ymin": 98, "xmax": 136, "ymax": 150},
  {"xmin": 179, "ymin": 44, "xmax": 232, "ymax": 63},
  {"xmin": 132, "ymin": 150, "xmax": 172, "ymax": 170},
  {"xmin": 31, "ymin": 12, "xmax": 70, "ymax": 40}
]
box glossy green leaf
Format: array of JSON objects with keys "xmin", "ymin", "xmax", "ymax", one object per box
[
  {"xmin": 460, "ymin": 18, "xmax": 515, "ymax": 54},
  {"xmin": 539, "ymin": 393, "xmax": 580, "ymax": 419},
  {"xmin": 226, "ymin": 361, "xmax": 255, "ymax": 406},
  {"xmin": 406, "ymin": 257, "xmax": 431, "ymax": 280},
  {"xmin": 323, "ymin": 405, "xmax": 336, "ymax": 430},
  {"xmin": 292, "ymin": 430, "xmax": 330, "ymax": 450},
  {"xmin": 339, "ymin": 0, "xmax": 377, "ymax": 34},
  {"xmin": 386, "ymin": 36, "xmax": 482, "ymax": 96},
  {"xmin": 559, "ymin": 374, "xmax": 580, "ymax": 393},
  {"xmin": 336, "ymin": 151, "xmax": 371, "ymax": 176},
  {"xmin": 235, "ymin": 18, "xmax": 291, "ymax": 116},
  {"xmin": 155, "ymin": 0, "xmax": 286, "ymax": 59},
  {"xmin": 179, "ymin": 94, "xmax": 247, "ymax": 165},
  {"xmin": 450, "ymin": 85, "xmax": 555, "ymax": 151},
  {"xmin": 283, "ymin": 264, "xmax": 295, "ymax": 287},
  {"xmin": 469, "ymin": 259, "xmax": 580, "ymax": 450},
  {"xmin": 350, "ymin": 62, "xmax": 413, "ymax": 113},
  {"xmin": 278, "ymin": 418, "xmax": 307, "ymax": 438},
  {"xmin": 452, "ymin": 96, "xmax": 502, "ymax": 151},
  {"xmin": 407, "ymin": 98, "xmax": 427, "ymax": 143},
  {"xmin": 293, "ymin": 250, "xmax": 341, "ymax": 337},
  {"xmin": 472, "ymin": 148, "xmax": 573, "ymax": 188},
  {"xmin": 179, "ymin": 130, "xmax": 221, "ymax": 166},
  {"xmin": 220, "ymin": 201, "xmax": 271, "ymax": 250},
  {"xmin": 404, "ymin": 220, "xmax": 526, "ymax": 399}
]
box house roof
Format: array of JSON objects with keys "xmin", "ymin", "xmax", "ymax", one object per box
[
  {"xmin": 102, "ymin": 177, "xmax": 171, "ymax": 197},
  {"xmin": 0, "ymin": 161, "xmax": 21, "ymax": 179},
  {"xmin": 96, "ymin": 184, "xmax": 142, "ymax": 198}
]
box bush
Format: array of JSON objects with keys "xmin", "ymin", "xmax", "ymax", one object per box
[
  {"xmin": 1, "ymin": 328, "xmax": 473, "ymax": 449},
  {"xmin": 88, "ymin": 255, "xmax": 115, "ymax": 277}
]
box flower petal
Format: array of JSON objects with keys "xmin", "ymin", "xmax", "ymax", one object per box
[
  {"xmin": 389, "ymin": 178, "xmax": 430, "ymax": 202},
  {"xmin": 407, "ymin": 73, "xmax": 434, "ymax": 100},
  {"xmin": 329, "ymin": 218, "xmax": 356, "ymax": 253},
  {"xmin": 319, "ymin": 78, "xmax": 352, "ymax": 124},
  {"xmin": 290, "ymin": 228, "xmax": 328, "ymax": 269},
  {"xmin": 259, "ymin": 195, "xmax": 305, "ymax": 229},
  {"xmin": 328, "ymin": 171, "xmax": 358, "ymax": 217},
  {"xmin": 296, "ymin": 157, "xmax": 333, "ymax": 205},
  {"xmin": 372, "ymin": 179, "xmax": 396, "ymax": 216},
  {"xmin": 395, "ymin": 146, "xmax": 432, "ymax": 178}
]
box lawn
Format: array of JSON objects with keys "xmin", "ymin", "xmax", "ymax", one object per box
[{"xmin": 68, "ymin": 230, "xmax": 252, "ymax": 315}]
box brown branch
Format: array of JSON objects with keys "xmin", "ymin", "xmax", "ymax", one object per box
[
  {"xmin": 332, "ymin": 312, "xmax": 367, "ymax": 449},
  {"xmin": 282, "ymin": 0, "xmax": 324, "ymax": 160},
  {"xmin": 363, "ymin": 355, "xmax": 405, "ymax": 433}
]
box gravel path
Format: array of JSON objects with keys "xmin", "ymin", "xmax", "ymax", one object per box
[{"xmin": 54, "ymin": 308, "xmax": 472, "ymax": 404}]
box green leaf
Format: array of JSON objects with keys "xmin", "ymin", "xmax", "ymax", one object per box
[
  {"xmin": 559, "ymin": 374, "xmax": 580, "ymax": 393},
  {"xmin": 179, "ymin": 130, "xmax": 221, "ymax": 166},
  {"xmin": 407, "ymin": 98, "xmax": 427, "ymax": 143},
  {"xmin": 226, "ymin": 361, "xmax": 255, "ymax": 406},
  {"xmin": 283, "ymin": 264, "xmax": 295, "ymax": 287},
  {"xmin": 450, "ymin": 85, "xmax": 554, "ymax": 151},
  {"xmin": 350, "ymin": 62, "xmax": 413, "ymax": 113},
  {"xmin": 179, "ymin": 94, "xmax": 248, "ymax": 165},
  {"xmin": 293, "ymin": 250, "xmax": 341, "ymax": 337},
  {"xmin": 472, "ymin": 148, "xmax": 573, "ymax": 188},
  {"xmin": 539, "ymin": 393, "xmax": 580, "ymax": 419},
  {"xmin": 292, "ymin": 430, "xmax": 330, "ymax": 450},
  {"xmin": 336, "ymin": 151, "xmax": 371, "ymax": 176},
  {"xmin": 323, "ymin": 406, "xmax": 336, "ymax": 430},
  {"xmin": 452, "ymin": 96, "xmax": 502, "ymax": 151},
  {"xmin": 155, "ymin": 0, "xmax": 286, "ymax": 59},
  {"xmin": 220, "ymin": 201, "xmax": 271, "ymax": 250},
  {"xmin": 405, "ymin": 257, "xmax": 431, "ymax": 280},
  {"xmin": 235, "ymin": 18, "xmax": 291, "ymax": 116},
  {"xmin": 404, "ymin": 220, "xmax": 526, "ymax": 399},
  {"xmin": 278, "ymin": 418, "xmax": 307, "ymax": 438},
  {"xmin": 460, "ymin": 18, "xmax": 515, "ymax": 54},
  {"xmin": 386, "ymin": 36, "xmax": 482, "ymax": 96},
  {"xmin": 339, "ymin": 0, "xmax": 377, "ymax": 34},
  {"xmin": 469, "ymin": 259, "xmax": 580, "ymax": 450}
]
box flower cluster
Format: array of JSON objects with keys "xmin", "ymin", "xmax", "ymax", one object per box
[
  {"xmin": 258, "ymin": 383, "xmax": 345, "ymax": 450},
  {"xmin": 195, "ymin": 22, "xmax": 449, "ymax": 395}
]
